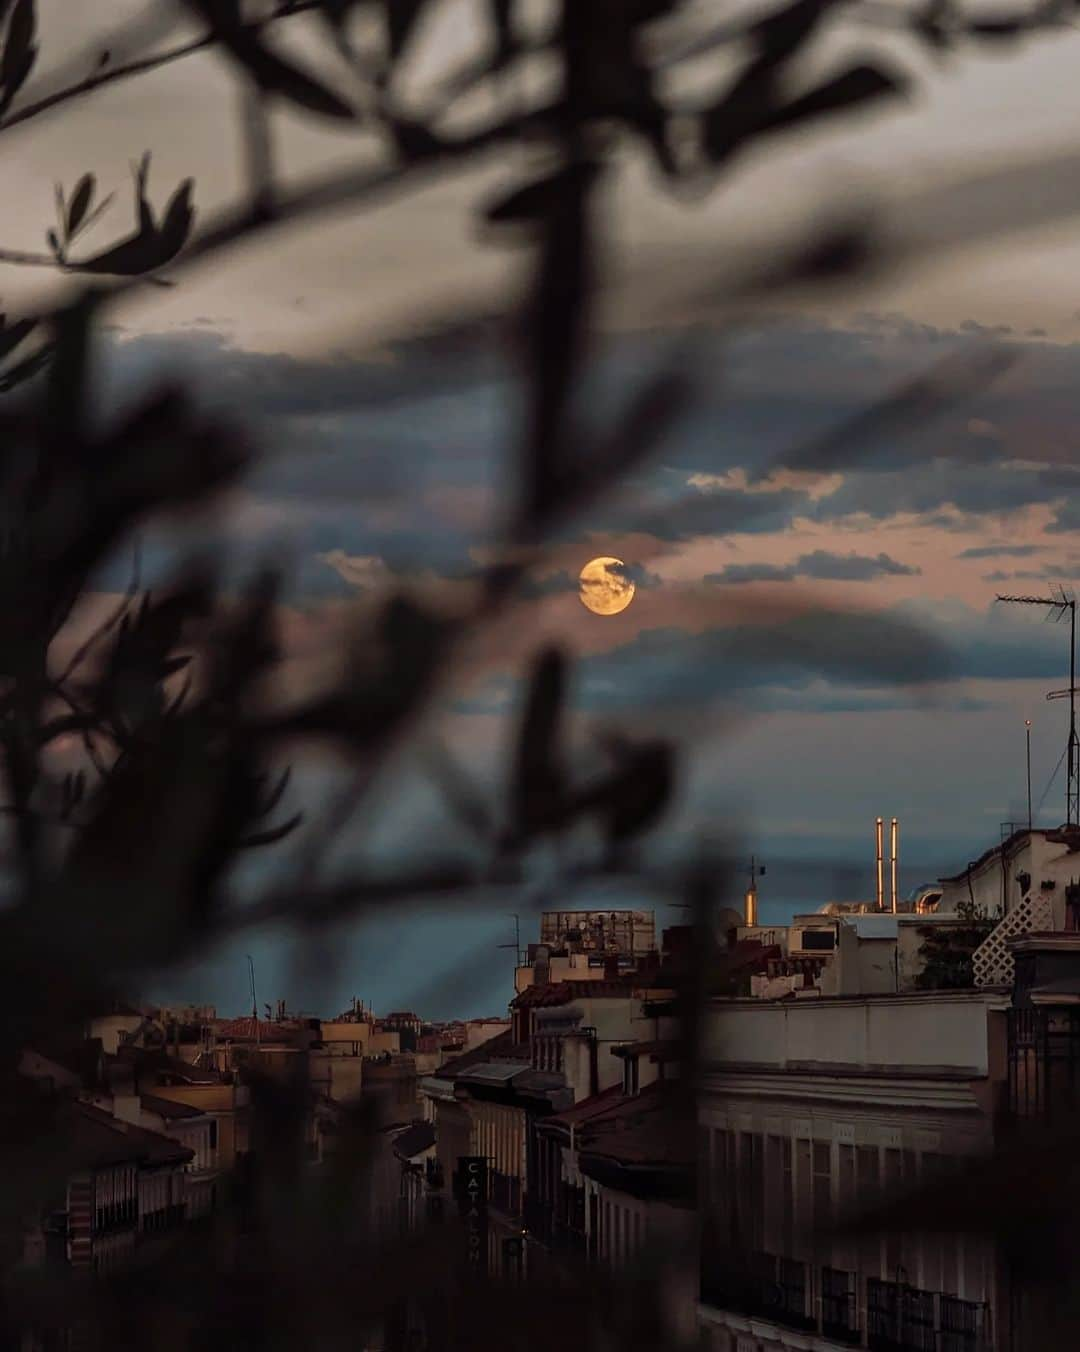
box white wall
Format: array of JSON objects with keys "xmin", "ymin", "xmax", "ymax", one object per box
[
  {"xmin": 939, "ymin": 831, "xmax": 1079, "ymax": 923},
  {"xmin": 701, "ymin": 991, "xmax": 1006, "ymax": 1075},
  {"xmin": 87, "ymin": 1014, "xmax": 144, "ymax": 1055}
]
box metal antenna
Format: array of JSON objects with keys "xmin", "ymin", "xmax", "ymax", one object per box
[
  {"xmin": 998, "ymin": 591, "xmax": 1078, "ymax": 826},
  {"xmin": 497, "ymin": 913, "xmax": 523, "ymax": 978},
  {"xmin": 246, "ymin": 953, "xmax": 260, "ymax": 1049}
]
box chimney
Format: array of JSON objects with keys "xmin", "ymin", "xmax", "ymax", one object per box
[
  {"xmin": 744, "ymin": 884, "xmax": 758, "ymax": 928},
  {"xmin": 875, "ymin": 817, "xmax": 884, "ymax": 911},
  {"xmin": 533, "ymin": 944, "xmax": 551, "ymax": 988},
  {"xmin": 890, "ymin": 817, "xmax": 899, "ymax": 914}
]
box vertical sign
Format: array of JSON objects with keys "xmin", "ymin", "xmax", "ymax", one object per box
[{"xmin": 456, "ymin": 1156, "xmax": 488, "ymax": 1275}]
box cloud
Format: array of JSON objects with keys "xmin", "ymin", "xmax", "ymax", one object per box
[
  {"xmin": 518, "ymin": 570, "xmax": 578, "ymax": 599},
  {"xmin": 1047, "ymin": 501, "xmax": 1080, "ymax": 533},
  {"xmin": 91, "ymin": 317, "xmax": 1080, "ymax": 620},
  {"xmin": 317, "ymin": 550, "xmax": 393, "ymax": 591},
  {"xmin": 707, "ymin": 550, "xmax": 919, "ymax": 585},
  {"xmin": 610, "ymin": 560, "xmax": 662, "ymax": 589},
  {"xmin": 957, "ymin": 544, "xmax": 1045, "ymax": 559},
  {"xmin": 570, "ymin": 607, "xmax": 955, "ymax": 715},
  {"xmin": 959, "ymin": 319, "xmax": 1014, "ymax": 337},
  {"xmin": 795, "ymin": 550, "xmax": 920, "ymax": 581},
  {"xmin": 706, "ymin": 562, "xmax": 796, "ymax": 584},
  {"xmin": 982, "ymin": 564, "xmax": 1080, "ymax": 582},
  {"xmin": 551, "ymin": 596, "xmax": 1077, "ymax": 720}
]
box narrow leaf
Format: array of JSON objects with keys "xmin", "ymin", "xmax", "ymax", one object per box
[
  {"xmin": 762, "ymin": 63, "xmax": 907, "ymax": 137},
  {"xmin": 184, "ymin": 0, "xmax": 354, "ymax": 120},
  {"xmin": 67, "ymin": 173, "xmax": 95, "ymax": 236},
  {"xmin": 0, "ymin": 315, "xmax": 35, "ymax": 361},
  {"xmin": 158, "ymin": 179, "xmax": 196, "ymax": 262},
  {"xmin": 384, "ymin": 0, "xmax": 429, "ymax": 61},
  {"xmin": 0, "ymin": 0, "xmax": 37, "ymax": 103}
]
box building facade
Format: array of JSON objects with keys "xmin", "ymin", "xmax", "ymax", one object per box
[{"xmin": 699, "ymin": 990, "xmax": 1010, "ymax": 1352}]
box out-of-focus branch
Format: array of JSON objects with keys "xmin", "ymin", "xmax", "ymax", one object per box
[{"xmin": 0, "ymin": 0, "xmax": 326, "ymax": 137}]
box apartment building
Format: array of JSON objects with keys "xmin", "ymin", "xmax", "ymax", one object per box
[{"xmin": 698, "ymin": 989, "xmax": 1010, "ymax": 1351}]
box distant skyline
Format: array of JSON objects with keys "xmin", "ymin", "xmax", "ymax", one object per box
[{"xmin": 148, "ymin": 854, "xmax": 964, "ymax": 1022}]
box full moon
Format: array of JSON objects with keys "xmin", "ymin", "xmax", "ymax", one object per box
[{"xmin": 579, "ymin": 556, "xmax": 635, "ymax": 616}]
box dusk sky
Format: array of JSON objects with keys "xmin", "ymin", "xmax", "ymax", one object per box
[{"xmin": 14, "ymin": 2, "xmax": 1080, "ymax": 1018}]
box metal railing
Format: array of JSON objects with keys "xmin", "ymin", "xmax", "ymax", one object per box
[{"xmin": 699, "ymin": 1255, "xmax": 987, "ymax": 1351}]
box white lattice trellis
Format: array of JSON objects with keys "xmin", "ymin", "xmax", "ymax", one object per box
[{"xmin": 972, "ymin": 890, "xmax": 1054, "ymax": 986}]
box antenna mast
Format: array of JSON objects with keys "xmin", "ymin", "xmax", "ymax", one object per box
[
  {"xmin": 246, "ymin": 953, "xmax": 260, "ymax": 1049},
  {"xmin": 497, "ymin": 913, "xmax": 523, "ymax": 986},
  {"xmin": 998, "ymin": 591, "xmax": 1078, "ymax": 827}
]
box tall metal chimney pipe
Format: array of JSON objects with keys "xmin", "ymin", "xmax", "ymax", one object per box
[
  {"xmin": 875, "ymin": 817, "xmax": 884, "ymax": 911},
  {"xmin": 890, "ymin": 818, "xmax": 899, "ymax": 914}
]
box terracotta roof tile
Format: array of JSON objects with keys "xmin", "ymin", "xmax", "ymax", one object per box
[
  {"xmin": 512, "ymin": 979, "xmax": 638, "ymax": 1009},
  {"xmin": 581, "ymin": 1117, "xmax": 695, "ymax": 1167},
  {"xmin": 435, "ymin": 1029, "xmax": 528, "ymax": 1079},
  {"xmin": 215, "ymin": 1016, "xmax": 285, "ymax": 1041}
]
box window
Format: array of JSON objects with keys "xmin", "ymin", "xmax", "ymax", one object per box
[
  {"xmin": 812, "ymin": 1142, "xmax": 831, "ymax": 1237},
  {"xmin": 780, "ymin": 1136, "xmax": 793, "ymax": 1256},
  {"xmin": 623, "ymin": 1056, "xmax": 639, "ymax": 1096},
  {"xmin": 857, "ymin": 1146, "xmax": 881, "ymax": 1270},
  {"xmin": 821, "ymin": 1267, "xmax": 859, "ymax": 1343},
  {"xmin": 801, "ymin": 930, "xmax": 836, "ymax": 951}
]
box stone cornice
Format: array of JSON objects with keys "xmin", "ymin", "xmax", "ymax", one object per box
[{"xmin": 700, "ymin": 1068, "xmax": 984, "ymax": 1113}]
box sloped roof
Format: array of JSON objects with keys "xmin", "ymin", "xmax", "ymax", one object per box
[
  {"xmin": 435, "ymin": 1029, "xmax": 527, "ymax": 1080},
  {"xmin": 118, "ymin": 1048, "xmax": 222, "ymax": 1084},
  {"xmin": 392, "ymin": 1121, "xmax": 436, "ymax": 1160},
  {"xmin": 25, "ymin": 1036, "xmax": 105, "ymax": 1088},
  {"xmin": 458, "ymin": 1061, "xmax": 530, "ymax": 1085},
  {"xmin": 215, "ymin": 1016, "xmax": 287, "ymax": 1042},
  {"xmin": 541, "ymin": 1084, "xmax": 624, "ymax": 1130},
  {"xmin": 581, "ymin": 1117, "xmax": 695, "ymax": 1168},
  {"xmin": 69, "ymin": 1102, "xmax": 193, "ymax": 1168},
  {"xmin": 513, "ymin": 980, "xmax": 637, "ymax": 1009},
  {"xmin": 140, "ymin": 1093, "xmax": 204, "ymax": 1121},
  {"xmin": 541, "ymin": 1081, "xmax": 666, "ymax": 1137}
]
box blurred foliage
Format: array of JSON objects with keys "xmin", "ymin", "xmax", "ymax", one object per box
[
  {"xmin": 0, "ymin": 1, "xmax": 1070, "ymax": 1349},
  {"xmin": 915, "ymin": 898, "xmax": 995, "ymax": 989}
]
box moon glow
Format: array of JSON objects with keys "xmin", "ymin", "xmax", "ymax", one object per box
[{"xmin": 579, "ymin": 556, "xmax": 635, "ymax": 616}]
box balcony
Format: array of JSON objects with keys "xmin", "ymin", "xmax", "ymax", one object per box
[
  {"xmin": 700, "ymin": 1259, "xmax": 986, "ymax": 1351},
  {"xmin": 868, "ymin": 1279, "xmax": 984, "ymax": 1352},
  {"xmin": 700, "ymin": 1250, "xmax": 814, "ymax": 1332}
]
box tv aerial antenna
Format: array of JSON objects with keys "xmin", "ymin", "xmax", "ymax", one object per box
[{"xmin": 998, "ymin": 588, "xmax": 1078, "ymax": 827}]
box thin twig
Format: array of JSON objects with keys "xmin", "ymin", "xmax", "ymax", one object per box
[
  {"xmin": 52, "ymin": 539, "xmax": 142, "ymax": 688},
  {"xmin": 0, "ymin": 1, "xmax": 325, "ymax": 137}
]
